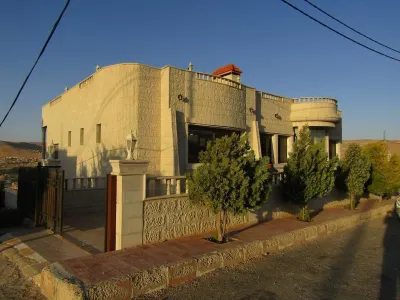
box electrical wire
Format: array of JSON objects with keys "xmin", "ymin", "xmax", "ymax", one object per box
[
  {"xmin": 278, "ymin": 0, "xmax": 400, "ymax": 62},
  {"xmin": 0, "ymin": 0, "xmax": 71, "ymax": 127},
  {"xmin": 304, "ymin": 0, "xmax": 400, "ymax": 55}
]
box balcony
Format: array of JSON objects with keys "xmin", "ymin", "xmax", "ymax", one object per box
[{"xmin": 291, "ymin": 97, "xmax": 341, "ymax": 125}]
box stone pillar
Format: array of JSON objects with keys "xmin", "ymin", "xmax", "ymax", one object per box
[
  {"xmin": 41, "ymin": 126, "xmax": 47, "ymax": 160},
  {"xmin": 110, "ymin": 160, "xmax": 149, "ymax": 250},
  {"xmin": 325, "ymin": 134, "xmax": 329, "ymax": 154},
  {"xmin": 336, "ymin": 141, "xmax": 341, "ymax": 159},
  {"xmin": 287, "ymin": 136, "xmax": 293, "ymax": 158},
  {"xmin": 251, "ymin": 121, "xmax": 261, "ymax": 160},
  {"xmin": 272, "ymin": 134, "xmax": 279, "ymax": 164}
]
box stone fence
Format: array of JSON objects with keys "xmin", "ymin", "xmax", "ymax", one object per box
[
  {"xmin": 142, "ymin": 186, "xmax": 348, "ymax": 244},
  {"xmin": 110, "ymin": 160, "xmax": 349, "ymax": 250}
]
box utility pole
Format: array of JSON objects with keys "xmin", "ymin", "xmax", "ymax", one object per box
[{"xmin": 383, "ymin": 130, "xmax": 386, "ymax": 141}]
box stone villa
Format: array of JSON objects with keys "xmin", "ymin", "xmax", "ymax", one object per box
[{"xmin": 41, "ymin": 63, "xmax": 342, "ymax": 178}]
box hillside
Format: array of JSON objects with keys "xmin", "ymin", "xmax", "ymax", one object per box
[
  {"xmin": 0, "ymin": 141, "xmax": 42, "ymax": 185},
  {"xmin": 342, "ymin": 140, "xmax": 400, "ymax": 157}
]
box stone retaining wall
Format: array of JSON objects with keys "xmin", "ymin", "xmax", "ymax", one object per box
[
  {"xmin": 143, "ymin": 195, "xmax": 247, "ymax": 244},
  {"xmin": 143, "ymin": 188, "xmax": 349, "ymax": 244}
]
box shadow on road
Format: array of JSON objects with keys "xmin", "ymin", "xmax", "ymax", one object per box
[{"xmin": 379, "ymin": 210, "xmax": 400, "ymax": 300}]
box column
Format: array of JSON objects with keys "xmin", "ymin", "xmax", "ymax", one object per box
[
  {"xmin": 42, "ymin": 126, "xmax": 47, "ymax": 160},
  {"xmin": 110, "ymin": 160, "xmax": 149, "ymax": 250},
  {"xmin": 325, "ymin": 134, "xmax": 329, "ymax": 154},
  {"xmin": 287, "ymin": 135, "xmax": 293, "ymax": 158},
  {"xmin": 336, "ymin": 141, "xmax": 341, "ymax": 160},
  {"xmin": 251, "ymin": 121, "xmax": 261, "ymax": 160},
  {"xmin": 272, "ymin": 134, "xmax": 279, "ymax": 164}
]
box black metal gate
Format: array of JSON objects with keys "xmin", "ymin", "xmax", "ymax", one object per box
[{"xmin": 18, "ymin": 166, "xmax": 64, "ymax": 233}]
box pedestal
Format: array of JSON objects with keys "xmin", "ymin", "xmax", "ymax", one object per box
[{"xmin": 41, "ymin": 159, "xmax": 61, "ymax": 167}]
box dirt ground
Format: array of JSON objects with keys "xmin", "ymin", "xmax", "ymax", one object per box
[{"xmin": 0, "ymin": 254, "xmax": 44, "ymax": 300}]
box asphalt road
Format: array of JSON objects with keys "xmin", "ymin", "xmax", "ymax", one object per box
[
  {"xmin": 0, "ymin": 254, "xmax": 44, "ymax": 300},
  {"xmin": 139, "ymin": 215, "xmax": 400, "ymax": 300}
]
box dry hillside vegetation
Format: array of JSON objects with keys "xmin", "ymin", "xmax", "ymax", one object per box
[{"xmin": 342, "ymin": 140, "xmax": 400, "ymax": 158}]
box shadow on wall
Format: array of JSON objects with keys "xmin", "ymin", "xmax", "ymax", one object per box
[
  {"xmin": 89, "ymin": 144, "xmax": 126, "ymax": 177},
  {"xmin": 250, "ymin": 187, "xmax": 348, "ymax": 223},
  {"xmin": 58, "ymin": 146, "xmax": 126, "ymax": 178}
]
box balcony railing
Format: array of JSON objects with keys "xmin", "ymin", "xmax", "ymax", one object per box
[
  {"xmin": 64, "ymin": 177, "xmax": 106, "ymax": 190},
  {"xmin": 195, "ymin": 72, "xmax": 242, "ymax": 89},
  {"xmin": 271, "ymin": 171, "xmax": 285, "ymax": 185},
  {"xmin": 146, "ymin": 176, "xmax": 188, "ymax": 198},
  {"xmin": 293, "ymin": 97, "xmax": 337, "ymax": 104}
]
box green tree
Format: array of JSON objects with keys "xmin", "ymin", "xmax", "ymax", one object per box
[
  {"xmin": 283, "ymin": 126, "xmax": 337, "ymax": 221},
  {"xmin": 187, "ymin": 133, "xmax": 272, "ymax": 242},
  {"xmin": 342, "ymin": 144, "xmax": 371, "ymax": 209},
  {"xmin": 363, "ymin": 142, "xmax": 400, "ymax": 199}
]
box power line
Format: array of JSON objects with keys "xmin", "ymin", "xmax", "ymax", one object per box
[
  {"xmin": 278, "ymin": 0, "xmax": 400, "ymax": 63},
  {"xmin": 0, "ymin": 0, "xmax": 71, "ymax": 128},
  {"xmin": 304, "ymin": 0, "xmax": 400, "ymax": 55}
]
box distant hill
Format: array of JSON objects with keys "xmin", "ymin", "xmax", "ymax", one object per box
[
  {"xmin": 0, "ymin": 141, "xmax": 41, "ymax": 159},
  {"xmin": 342, "ymin": 140, "xmax": 400, "ymax": 158}
]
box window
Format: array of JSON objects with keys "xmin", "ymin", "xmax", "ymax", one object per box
[
  {"xmin": 188, "ymin": 125, "xmax": 240, "ymax": 163},
  {"xmin": 310, "ymin": 128, "xmax": 326, "ymax": 150},
  {"xmin": 80, "ymin": 128, "xmax": 84, "ymax": 145},
  {"xmin": 96, "ymin": 124, "xmax": 101, "ymax": 143},
  {"xmin": 68, "ymin": 131, "xmax": 71, "ymax": 147},
  {"xmin": 278, "ymin": 136, "xmax": 288, "ymax": 163},
  {"xmin": 260, "ymin": 134, "xmax": 273, "ymax": 163}
]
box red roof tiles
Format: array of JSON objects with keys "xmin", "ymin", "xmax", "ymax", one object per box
[{"xmin": 212, "ymin": 64, "xmax": 243, "ymax": 76}]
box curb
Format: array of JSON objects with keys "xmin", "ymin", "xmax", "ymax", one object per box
[{"xmin": 3, "ymin": 202, "xmax": 395, "ymax": 300}]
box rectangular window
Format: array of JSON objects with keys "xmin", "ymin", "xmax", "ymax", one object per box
[
  {"xmin": 188, "ymin": 125, "xmax": 240, "ymax": 163},
  {"xmin": 68, "ymin": 131, "xmax": 71, "ymax": 147},
  {"xmin": 80, "ymin": 128, "xmax": 84, "ymax": 145},
  {"xmin": 96, "ymin": 124, "xmax": 101, "ymax": 143},
  {"xmin": 309, "ymin": 128, "xmax": 326, "ymax": 150},
  {"xmin": 278, "ymin": 136, "xmax": 288, "ymax": 163},
  {"xmin": 260, "ymin": 134, "xmax": 273, "ymax": 163}
]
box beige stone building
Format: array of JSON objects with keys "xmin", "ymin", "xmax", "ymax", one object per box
[{"xmin": 41, "ymin": 63, "xmax": 342, "ymax": 178}]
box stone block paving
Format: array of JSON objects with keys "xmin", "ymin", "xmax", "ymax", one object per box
[{"xmin": 59, "ymin": 199, "xmax": 392, "ymax": 293}]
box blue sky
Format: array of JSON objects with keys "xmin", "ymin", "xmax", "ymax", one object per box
[{"xmin": 1, "ymin": 0, "xmax": 399, "ymax": 141}]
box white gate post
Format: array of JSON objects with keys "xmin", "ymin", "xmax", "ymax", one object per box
[{"xmin": 110, "ymin": 160, "xmax": 149, "ymax": 250}]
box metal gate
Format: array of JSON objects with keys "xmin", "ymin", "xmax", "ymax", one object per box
[{"xmin": 18, "ymin": 166, "xmax": 64, "ymax": 233}]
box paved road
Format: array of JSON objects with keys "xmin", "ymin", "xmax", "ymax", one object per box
[
  {"xmin": 0, "ymin": 254, "xmax": 44, "ymax": 300},
  {"xmin": 139, "ymin": 216, "xmax": 400, "ymax": 300}
]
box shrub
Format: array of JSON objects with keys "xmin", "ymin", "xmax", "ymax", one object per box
[
  {"xmin": 363, "ymin": 142, "xmax": 400, "ymax": 198},
  {"xmin": 187, "ymin": 133, "xmax": 272, "ymax": 242},
  {"xmin": 283, "ymin": 126, "xmax": 337, "ymax": 221},
  {"xmin": 341, "ymin": 144, "xmax": 371, "ymax": 209}
]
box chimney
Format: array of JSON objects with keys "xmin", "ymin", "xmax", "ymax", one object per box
[
  {"xmin": 188, "ymin": 62, "xmax": 194, "ymax": 71},
  {"xmin": 213, "ymin": 64, "xmax": 242, "ymax": 83},
  {"xmin": 96, "ymin": 65, "xmax": 101, "ymax": 72}
]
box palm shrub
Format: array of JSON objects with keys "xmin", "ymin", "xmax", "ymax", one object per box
[
  {"xmin": 187, "ymin": 133, "xmax": 272, "ymax": 242},
  {"xmin": 341, "ymin": 144, "xmax": 371, "ymax": 209},
  {"xmin": 283, "ymin": 126, "xmax": 337, "ymax": 221}
]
